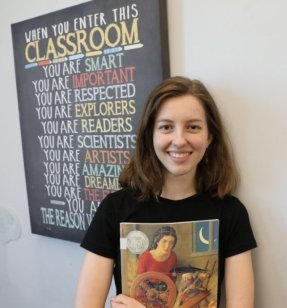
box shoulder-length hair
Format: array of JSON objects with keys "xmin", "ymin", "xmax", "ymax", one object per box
[{"xmin": 119, "ymin": 76, "xmax": 239, "ymax": 200}]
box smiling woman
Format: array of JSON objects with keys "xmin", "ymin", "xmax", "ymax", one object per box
[{"xmin": 76, "ymin": 76, "xmax": 257, "ymax": 308}]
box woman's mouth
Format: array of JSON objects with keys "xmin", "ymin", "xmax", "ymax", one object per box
[{"xmin": 168, "ymin": 151, "xmax": 192, "ymax": 158}]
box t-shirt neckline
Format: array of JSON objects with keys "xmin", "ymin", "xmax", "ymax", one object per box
[{"xmin": 157, "ymin": 193, "xmax": 200, "ymax": 203}]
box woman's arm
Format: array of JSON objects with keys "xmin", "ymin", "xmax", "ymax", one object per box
[
  {"xmin": 75, "ymin": 251, "xmax": 114, "ymax": 308},
  {"xmin": 225, "ymin": 250, "xmax": 255, "ymax": 308}
]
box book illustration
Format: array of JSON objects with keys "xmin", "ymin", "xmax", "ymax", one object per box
[{"xmin": 120, "ymin": 220, "xmax": 219, "ymax": 308}]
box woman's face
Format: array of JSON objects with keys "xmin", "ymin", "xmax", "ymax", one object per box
[
  {"xmin": 156, "ymin": 235, "xmax": 175, "ymax": 255},
  {"xmin": 153, "ymin": 95, "xmax": 211, "ymax": 182}
]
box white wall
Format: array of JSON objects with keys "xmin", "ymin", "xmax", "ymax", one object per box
[
  {"xmin": 168, "ymin": 1, "xmax": 287, "ymax": 307},
  {"xmin": 1, "ymin": 0, "xmax": 286, "ymax": 307}
]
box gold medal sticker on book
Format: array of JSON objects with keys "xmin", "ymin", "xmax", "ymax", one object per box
[{"xmin": 120, "ymin": 220, "xmax": 219, "ymax": 308}]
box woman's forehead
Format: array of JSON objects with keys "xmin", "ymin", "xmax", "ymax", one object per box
[{"xmin": 155, "ymin": 95, "xmax": 206, "ymax": 121}]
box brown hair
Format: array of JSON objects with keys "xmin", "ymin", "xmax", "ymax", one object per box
[
  {"xmin": 119, "ymin": 76, "xmax": 239, "ymax": 200},
  {"xmin": 150, "ymin": 226, "xmax": 177, "ymax": 250}
]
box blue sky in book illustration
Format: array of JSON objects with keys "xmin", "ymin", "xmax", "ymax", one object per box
[
  {"xmin": 120, "ymin": 220, "xmax": 219, "ymax": 308},
  {"xmin": 194, "ymin": 220, "xmax": 219, "ymax": 252}
]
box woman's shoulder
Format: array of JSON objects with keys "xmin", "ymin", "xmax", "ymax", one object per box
[
  {"xmin": 206, "ymin": 194, "xmax": 247, "ymax": 210},
  {"xmin": 104, "ymin": 188, "xmax": 137, "ymax": 201},
  {"xmin": 97, "ymin": 188, "xmax": 140, "ymax": 217},
  {"xmin": 218, "ymin": 195, "xmax": 248, "ymax": 213},
  {"xmin": 100, "ymin": 188, "xmax": 138, "ymax": 207},
  {"xmin": 212, "ymin": 195, "xmax": 254, "ymax": 233},
  {"xmin": 201, "ymin": 194, "xmax": 251, "ymax": 222}
]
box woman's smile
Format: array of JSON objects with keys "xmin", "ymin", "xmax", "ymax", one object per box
[{"xmin": 168, "ymin": 151, "xmax": 192, "ymax": 159}]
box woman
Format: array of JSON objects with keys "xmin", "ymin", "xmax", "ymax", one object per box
[
  {"xmin": 137, "ymin": 226, "xmax": 177, "ymax": 275},
  {"xmin": 75, "ymin": 76, "xmax": 257, "ymax": 308}
]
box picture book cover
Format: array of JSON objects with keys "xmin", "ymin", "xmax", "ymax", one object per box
[{"xmin": 120, "ymin": 220, "xmax": 219, "ymax": 308}]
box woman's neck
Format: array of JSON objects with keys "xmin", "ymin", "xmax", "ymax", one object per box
[{"xmin": 160, "ymin": 174, "xmax": 196, "ymax": 200}]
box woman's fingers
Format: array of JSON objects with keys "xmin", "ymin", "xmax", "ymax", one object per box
[{"xmin": 110, "ymin": 294, "xmax": 145, "ymax": 307}]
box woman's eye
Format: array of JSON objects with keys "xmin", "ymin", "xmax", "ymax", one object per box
[
  {"xmin": 188, "ymin": 125, "xmax": 201, "ymax": 131},
  {"xmin": 159, "ymin": 125, "xmax": 173, "ymax": 132}
]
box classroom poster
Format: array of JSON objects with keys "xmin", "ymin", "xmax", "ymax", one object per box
[{"xmin": 11, "ymin": 0, "xmax": 169, "ymax": 242}]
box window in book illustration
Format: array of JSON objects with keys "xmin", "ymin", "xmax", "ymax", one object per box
[
  {"xmin": 11, "ymin": 0, "xmax": 169, "ymax": 243},
  {"xmin": 120, "ymin": 220, "xmax": 219, "ymax": 308}
]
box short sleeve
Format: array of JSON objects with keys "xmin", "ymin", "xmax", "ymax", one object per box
[
  {"xmin": 221, "ymin": 197, "xmax": 257, "ymax": 258},
  {"xmin": 80, "ymin": 194, "xmax": 118, "ymax": 259}
]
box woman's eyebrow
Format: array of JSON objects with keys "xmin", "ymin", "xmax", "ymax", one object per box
[
  {"xmin": 155, "ymin": 118, "xmax": 173, "ymax": 122},
  {"xmin": 156, "ymin": 118, "xmax": 204, "ymax": 123}
]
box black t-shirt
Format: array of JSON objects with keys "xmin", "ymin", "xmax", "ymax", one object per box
[{"xmin": 81, "ymin": 189, "xmax": 257, "ymax": 304}]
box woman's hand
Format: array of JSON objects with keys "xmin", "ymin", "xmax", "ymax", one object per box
[{"xmin": 110, "ymin": 294, "xmax": 145, "ymax": 307}]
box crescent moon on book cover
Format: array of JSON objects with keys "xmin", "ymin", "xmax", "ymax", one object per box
[{"xmin": 199, "ymin": 227, "xmax": 209, "ymax": 245}]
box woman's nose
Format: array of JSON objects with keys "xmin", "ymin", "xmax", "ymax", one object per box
[
  {"xmin": 173, "ymin": 129, "xmax": 187, "ymax": 146},
  {"xmin": 167, "ymin": 243, "xmax": 173, "ymax": 250}
]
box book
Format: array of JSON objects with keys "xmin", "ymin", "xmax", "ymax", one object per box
[{"xmin": 120, "ymin": 220, "xmax": 219, "ymax": 308}]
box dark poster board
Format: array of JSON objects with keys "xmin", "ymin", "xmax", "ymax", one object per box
[{"xmin": 12, "ymin": 0, "xmax": 169, "ymax": 242}]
